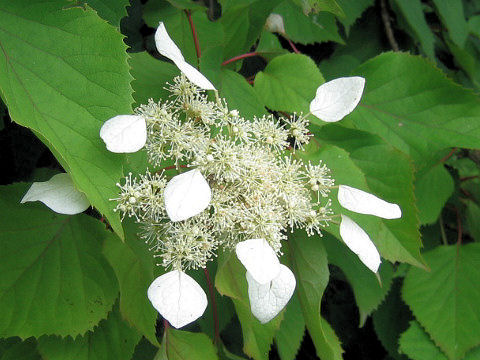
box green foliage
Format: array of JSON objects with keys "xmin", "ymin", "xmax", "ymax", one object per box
[
  {"xmin": 37, "ymin": 305, "xmax": 141, "ymax": 360},
  {"xmin": 274, "ymin": 294, "xmax": 305, "ymax": 360},
  {"xmin": 0, "ymin": 183, "xmax": 118, "ymax": 338},
  {"xmin": 403, "ymin": 244, "xmax": 480, "ymax": 359},
  {"xmin": 254, "ymin": 53, "xmax": 324, "ymax": 113},
  {"xmin": 288, "ymin": 231, "xmax": 343, "ymax": 360},
  {"xmin": 0, "ymin": 0, "xmax": 132, "ymax": 238},
  {"xmin": 1, "ymin": 0, "xmax": 480, "ymax": 359}
]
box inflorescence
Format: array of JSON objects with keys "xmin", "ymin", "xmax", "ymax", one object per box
[{"xmin": 113, "ymin": 75, "xmax": 335, "ymax": 271}]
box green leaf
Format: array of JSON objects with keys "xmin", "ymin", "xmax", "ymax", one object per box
[
  {"xmin": 431, "ymin": 0, "xmax": 468, "ymax": 48},
  {"xmin": 220, "ymin": 69, "xmax": 266, "ymax": 119},
  {"xmin": 335, "ymin": 0, "xmax": 373, "ymax": 33},
  {"xmin": 254, "ymin": 53, "xmax": 324, "ymax": 113},
  {"xmin": 85, "ymin": 0, "xmax": 130, "ymax": 26},
  {"xmin": 0, "ymin": 0, "xmax": 133, "ymax": 238},
  {"xmin": 220, "ymin": 0, "xmax": 280, "ymax": 62},
  {"xmin": 414, "ymin": 164, "xmax": 454, "ymax": 225},
  {"xmin": 103, "ymin": 220, "xmax": 159, "ymax": 345},
  {"xmin": 0, "ymin": 338, "xmax": 42, "ymax": 360},
  {"xmin": 288, "ymin": 230, "xmax": 343, "ymax": 360},
  {"xmin": 129, "ymin": 52, "xmax": 178, "ymax": 107},
  {"xmin": 466, "ymin": 201, "xmax": 480, "ymax": 242},
  {"xmin": 273, "ymin": 1, "xmax": 343, "ymax": 45},
  {"xmin": 290, "ymin": 0, "xmax": 344, "ymax": 17},
  {"xmin": 309, "ymin": 124, "xmax": 423, "ymax": 268},
  {"xmin": 402, "ymin": 244, "xmax": 480, "ymax": 359},
  {"xmin": 399, "ymin": 321, "xmax": 480, "ymax": 360},
  {"xmin": 323, "ymin": 233, "xmax": 394, "ymax": 326},
  {"xmin": 166, "ymin": 0, "xmax": 205, "ymax": 10},
  {"xmin": 0, "ymin": 183, "xmax": 118, "ymax": 338},
  {"xmin": 351, "ymin": 52, "xmax": 480, "ymax": 170},
  {"xmin": 391, "ymin": 0, "xmax": 435, "ymax": 58},
  {"xmin": 274, "ymin": 294, "xmax": 305, "ymax": 360},
  {"xmin": 37, "ymin": 305, "xmax": 141, "ymax": 360},
  {"xmin": 162, "ymin": 329, "xmax": 218, "ymax": 360},
  {"xmin": 373, "ymin": 280, "xmax": 411, "ymax": 360},
  {"xmin": 215, "ymin": 251, "xmax": 282, "ymax": 360},
  {"xmin": 256, "ymin": 31, "xmax": 289, "ymax": 61}
]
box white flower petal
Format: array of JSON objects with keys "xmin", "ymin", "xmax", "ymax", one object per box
[
  {"xmin": 147, "ymin": 270, "xmax": 208, "ymax": 329},
  {"xmin": 164, "ymin": 169, "xmax": 212, "ymax": 222},
  {"xmin": 247, "ymin": 264, "xmax": 296, "ymax": 324},
  {"xmin": 235, "ymin": 238, "xmax": 280, "ymax": 284},
  {"xmin": 20, "ymin": 173, "xmax": 90, "ymax": 215},
  {"xmin": 339, "ymin": 215, "xmax": 381, "ymax": 273},
  {"xmin": 309, "ymin": 76, "xmax": 365, "ymax": 122},
  {"xmin": 100, "ymin": 115, "xmax": 147, "ymax": 153},
  {"xmin": 155, "ymin": 22, "xmax": 216, "ymax": 90},
  {"xmin": 154, "ymin": 22, "xmax": 185, "ymax": 64},
  {"xmin": 338, "ymin": 185, "xmax": 402, "ymax": 219},
  {"xmin": 265, "ymin": 13, "xmax": 286, "ymax": 34},
  {"xmin": 176, "ymin": 61, "xmax": 216, "ymax": 91}
]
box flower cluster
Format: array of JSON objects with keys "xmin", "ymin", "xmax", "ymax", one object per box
[{"xmin": 96, "ymin": 22, "xmax": 402, "ymax": 328}]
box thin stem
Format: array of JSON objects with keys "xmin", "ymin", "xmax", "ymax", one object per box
[
  {"xmin": 185, "ymin": 10, "xmax": 201, "ymax": 67},
  {"xmin": 380, "ymin": 0, "xmax": 400, "ymax": 51},
  {"xmin": 203, "ymin": 267, "xmax": 220, "ymax": 343},
  {"xmin": 284, "ymin": 35, "xmax": 301, "ymax": 54},
  {"xmin": 163, "ymin": 319, "xmax": 169, "ymax": 354},
  {"xmin": 453, "ymin": 206, "xmax": 463, "ymax": 246},
  {"xmin": 439, "ymin": 215, "xmax": 448, "ymax": 245},
  {"xmin": 440, "ymin": 147, "xmax": 457, "ymax": 163},
  {"xmin": 221, "ymin": 52, "xmax": 259, "ymax": 66},
  {"xmin": 460, "ymin": 175, "xmax": 479, "ymax": 182}
]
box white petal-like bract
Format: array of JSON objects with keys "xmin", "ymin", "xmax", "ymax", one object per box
[
  {"xmin": 100, "ymin": 115, "xmax": 147, "ymax": 153},
  {"xmin": 235, "ymin": 238, "xmax": 281, "ymax": 284},
  {"xmin": 147, "ymin": 270, "xmax": 208, "ymax": 329},
  {"xmin": 265, "ymin": 13, "xmax": 286, "ymax": 34},
  {"xmin": 155, "ymin": 22, "xmax": 216, "ymax": 90},
  {"xmin": 20, "ymin": 173, "xmax": 90, "ymax": 215},
  {"xmin": 247, "ymin": 264, "xmax": 296, "ymax": 324},
  {"xmin": 164, "ymin": 169, "xmax": 212, "ymax": 222},
  {"xmin": 339, "ymin": 215, "xmax": 381, "ymax": 273},
  {"xmin": 309, "ymin": 77, "xmax": 365, "ymax": 122},
  {"xmin": 338, "ymin": 185, "xmax": 402, "ymax": 219}
]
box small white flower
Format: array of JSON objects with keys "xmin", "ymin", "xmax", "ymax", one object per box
[
  {"xmin": 147, "ymin": 270, "xmax": 208, "ymax": 329},
  {"xmin": 164, "ymin": 169, "xmax": 212, "ymax": 222},
  {"xmin": 339, "ymin": 215, "xmax": 381, "ymax": 273},
  {"xmin": 338, "ymin": 185, "xmax": 402, "ymax": 219},
  {"xmin": 265, "ymin": 13, "xmax": 286, "ymax": 35},
  {"xmin": 309, "ymin": 77, "xmax": 365, "ymax": 122},
  {"xmin": 155, "ymin": 22, "xmax": 215, "ymax": 90},
  {"xmin": 100, "ymin": 115, "xmax": 147, "ymax": 153},
  {"xmin": 247, "ymin": 264, "xmax": 296, "ymax": 323},
  {"xmin": 235, "ymin": 238, "xmax": 281, "ymax": 284},
  {"xmin": 20, "ymin": 173, "xmax": 90, "ymax": 215}
]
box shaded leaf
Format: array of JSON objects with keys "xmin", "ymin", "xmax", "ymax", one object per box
[
  {"xmin": 274, "ymin": 294, "xmax": 305, "ymax": 360},
  {"xmin": 86, "ymin": 0, "xmax": 130, "ymax": 26},
  {"xmin": 37, "ymin": 305, "xmax": 141, "ymax": 360},
  {"xmin": 0, "ymin": 183, "xmax": 118, "ymax": 338}
]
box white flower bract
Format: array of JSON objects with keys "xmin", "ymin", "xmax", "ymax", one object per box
[
  {"xmin": 155, "ymin": 22, "xmax": 215, "ymax": 90},
  {"xmin": 265, "ymin": 13, "xmax": 286, "ymax": 35},
  {"xmin": 338, "ymin": 185, "xmax": 402, "ymax": 219},
  {"xmin": 147, "ymin": 270, "xmax": 208, "ymax": 329},
  {"xmin": 164, "ymin": 169, "xmax": 212, "ymax": 222},
  {"xmin": 100, "ymin": 115, "xmax": 147, "ymax": 153},
  {"xmin": 246, "ymin": 264, "xmax": 296, "ymax": 324},
  {"xmin": 339, "ymin": 214, "xmax": 381, "ymax": 273},
  {"xmin": 20, "ymin": 173, "xmax": 90, "ymax": 215},
  {"xmin": 236, "ymin": 238, "xmax": 281, "ymax": 284},
  {"xmin": 309, "ymin": 77, "xmax": 365, "ymax": 122}
]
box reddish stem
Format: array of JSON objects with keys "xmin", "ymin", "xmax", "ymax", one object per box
[
  {"xmin": 284, "ymin": 36, "xmax": 300, "ymax": 54},
  {"xmin": 160, "ymin": 164, "xmax": 188, "ymax": 172},
  {"xmin": 460, "ymin": 175, "xmax": 479, "ymax": 182},
  {"xmin": 203, "ymin": 267, "xmax": 220, "ymax": 343},
  {"xmin": 222, "ymin": 52, "xmax": 259, "ymax": 66},
  {"xmin": 185, "ymin": 10, "xmax": 201, "ymax": 66},
  {"xmin": 440, "ymin": 148, "xmax": 457, "ymax": 163}
]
